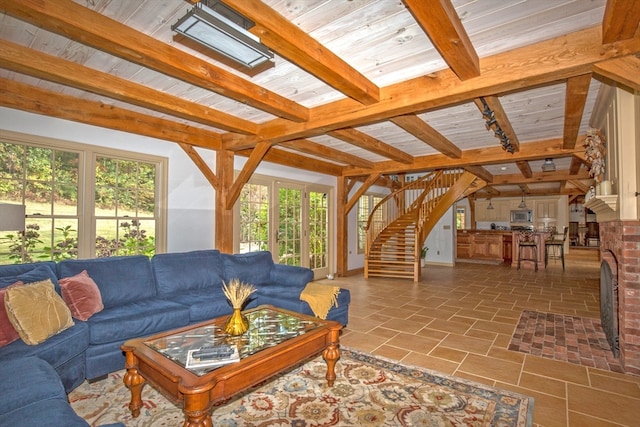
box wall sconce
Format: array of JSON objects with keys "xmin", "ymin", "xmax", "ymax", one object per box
[
  {"xmin": 0, "ymin": 203, "xmax": 26, "ymax": 231},
  {"xmin": 172, "ymin": 0, "xmax": 274, "ymax": 69},
  {"xmin": 480, "ymin": 97, "xmax": 514, "ymax": 153}
]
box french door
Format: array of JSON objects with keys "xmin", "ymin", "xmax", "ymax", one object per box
[{"xmin": 237, "ymin": 177, "xmax": 331, "ymax": 279}]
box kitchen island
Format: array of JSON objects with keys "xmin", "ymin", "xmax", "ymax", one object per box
[{"xmin": 456, "ymin": 230, "xmax": 512, "ymax": 264}]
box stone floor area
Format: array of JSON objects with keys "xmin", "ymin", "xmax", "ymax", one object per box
[{"xmin": 322, "ymin": 248, "xmax": 640, "ymax": 427}]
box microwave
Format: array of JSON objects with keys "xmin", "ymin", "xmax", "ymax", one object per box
[{"xmin": 510, "ymin": 209, "xmax": 533, "ymax": 223}]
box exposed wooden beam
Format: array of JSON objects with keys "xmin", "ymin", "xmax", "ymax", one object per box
[
  {"xmin": 224, "ymin": 0, "xmax": 380, "ymax": 105},
  {"xmin": 226, "ymin": 141, "xmax": 273, "ymax": 209},
  {"xmin": 515, "ymin": 161, "xmax": 533, "ymax": 178},
  {"xmin": 594, "ymin": 56, "xmax": 640, "ymax": 91},
  {"xmin": 0, "ymin": 0, "xmax": 309, "ymax": 122},
  {"xmin": 474, "ymin": 96, "xmax": 520, "ymax": 152},
  {"xmin": 390, "ymin": 114, "xmax": 462, "ymax": 158},
  {"xmin": 402, "ymin": 0, "xmax": 479, "ymax": 80},
  {"xmin": 568, "ymin": 180, "xmax": 590, "ymax": 193},
  {"xmin": 0, "ymin": 77, "xmax": 222, "ymax": 149},
  {"xmin": 0, "ymin": 40, "xmax": 258, "ymax": 135},
  {"xmin": 601, "ymin": 0, "xmax": 640, "ymax": 44},
  {"xmin": 464, "ymin": 166, "xmax": 493, "ymax": 183},
  {"xmin": 563, "ymin": 74, "xmax": 592, "ymax": 149},
  {"xmin": 345, "ymin": 174, "xmax": 381, "ymax": 214},
  {"xmin": 344, "ymin": 138, "xmax": 583, "ymax": 176},
  {"xmin": 236, "ymin": 147, "xmax": 344, "ymax": 176},
  {"xmin": 328, "ymin": 128, "xmax": 414, "ymax": 164},
  {"xmin": 279, "ymin": 139, "xmax": 375, "ymax": 169},
  {"xmin": 178, "ymin": 144, "xmax": 219, "ymax": 190},
  {"xmin": 492, "ymin": 169, "xmax": 591, "ymax": 185},
  {"xmin": 569, "ymin": 156, "xmax": 584, "ymax": 175}
]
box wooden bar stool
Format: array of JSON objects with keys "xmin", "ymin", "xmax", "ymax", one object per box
[
  {"xmin": 517, "ymin": 230, "xmax": 538, "ymax": 271},
  {"xmin": 545, "ymin": 226, "xmax": 568, "ymax": 270}
]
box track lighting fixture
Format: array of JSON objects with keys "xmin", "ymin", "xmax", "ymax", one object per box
[{"xmin": 479, "ymin": 97, "xmax": 514, "ymax": 153}]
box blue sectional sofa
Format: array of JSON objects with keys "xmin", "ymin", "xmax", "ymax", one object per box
[{"xmin": 0, "ymin": 250, "xmax": 350, "ymax": 425}]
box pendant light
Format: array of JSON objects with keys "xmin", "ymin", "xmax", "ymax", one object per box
[
  {"xmin": 518, "ymin": 190, "xmax": 527, "ymax": 209},
  {"xmin": 487, "ymin": 199, "xmax": 494, "ymax": 210}
]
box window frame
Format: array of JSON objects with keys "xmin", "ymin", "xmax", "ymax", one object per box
[{"xmin": 0, "ymin": 130, "xmax": 167, "ymax": 261}]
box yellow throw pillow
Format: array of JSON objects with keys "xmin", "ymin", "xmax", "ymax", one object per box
[{"xmin": 4, "ymin": 279, "xmax": 74, "ymax": 345}]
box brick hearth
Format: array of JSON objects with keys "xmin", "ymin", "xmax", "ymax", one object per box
[{"xmin": 600, "ymin": 220, "xmax": 640, "ymax": 375}]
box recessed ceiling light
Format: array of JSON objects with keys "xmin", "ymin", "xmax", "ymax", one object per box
[{"xmin": 500, "ymin": 166, "xmax": 507, "ymax": 171}]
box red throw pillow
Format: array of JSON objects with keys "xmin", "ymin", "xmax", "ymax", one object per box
[
  {"xmin": 59, "ymin": 270, "xmax": 104, "ymax": 321},
  {"xmin": 0, "ymin": 281, "xmax": 23, "ymax": 347}
]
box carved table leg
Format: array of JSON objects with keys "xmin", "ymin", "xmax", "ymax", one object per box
[
  {"xmin": 322, "ymin": 328, "xmax": 341, "ymax": 386},
  {"xmin": 182, "ymin": 393, "xmax": 213, "ymax": 427},
  {"xmin": 123, "ymin": 351, "xmax": 145, "ymax": 418}
]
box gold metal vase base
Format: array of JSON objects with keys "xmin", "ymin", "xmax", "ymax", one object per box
[{"xmin": 225, "ymin": 308, "xmax": 249, "ymax": 336}]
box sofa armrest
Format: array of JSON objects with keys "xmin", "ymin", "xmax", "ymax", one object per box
[{"xmin": 269, "ymin": 264, "xmax": 314, "ymax": 288}]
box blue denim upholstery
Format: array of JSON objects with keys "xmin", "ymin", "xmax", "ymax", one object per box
[{"xmin": 0, "ymin": 250, "xmax": 349, "ymax": 425}]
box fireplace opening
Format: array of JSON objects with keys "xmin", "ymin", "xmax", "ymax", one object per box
[{"xmin": 600, "ymin": 259, "xmax": 619, "ymax": 358}]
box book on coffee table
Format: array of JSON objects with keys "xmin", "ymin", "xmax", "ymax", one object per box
[{"xmin": 185, "ymin": 345, "xmax": 240, "ymax": 369}]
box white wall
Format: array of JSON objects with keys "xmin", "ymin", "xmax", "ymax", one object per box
[
  {"xmin": 0, "ymin": 108, "xmax": 338, "ymax": 256},
  {"xmin": 424, "ymin": 206, "xmax": 455, "ymax": 266}
]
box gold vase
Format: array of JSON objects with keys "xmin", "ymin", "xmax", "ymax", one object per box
[{"xmin": 225, "ymin": 308, "xmax": 249, "ymax": 336}]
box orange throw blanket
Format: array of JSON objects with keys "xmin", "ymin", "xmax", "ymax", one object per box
[{"xmin": 300, "ymin": 282, "xmax": 340, "ymax": 320}]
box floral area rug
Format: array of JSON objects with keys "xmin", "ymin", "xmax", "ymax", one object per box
[
  {"xmin": 509, "ymin": 310, "xmax": 626, "ymax": 374},
  {"xmin": 69, "ymin": 347, "xmax": 534, "ymax": 426}
]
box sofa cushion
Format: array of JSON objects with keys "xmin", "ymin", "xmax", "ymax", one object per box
[
  {"xmin": 222, "ymin": 251, "xmax": 274, "ymax": 286},
  {"xmin": 152, "ymin": 250, "xmax": 224, "ymax": 297},
  {"xmin": 165, "ymin": 289, "xmax": 239, "ymax": 323},
  {"xmin": 0, "ymin": 398, "xmax": 91, "ymax": 427},
  {"xmin": 59, "ymin": 270, "xmax": 104, "ymax": 321},
  {"xmin": 0, "ymin": 356, "xmax": 66, "ymax": 415},
  {"xmin": 57, "ymin": 256, "xmax": 156, "ymax": 308},
  {"xmin": 4, "ymin": 279, "xmax": 74, "ymax": 345},
  {"xmin": 85, "ymin": 299, "xmax": 190, "ymax": 345},
  {"xmin": 0, "ymin": 282, "xmax": 22, "ymax": 347},
  {"xmin": 0, "ymin": 263, "xmax": 60, "ymax": 291}
]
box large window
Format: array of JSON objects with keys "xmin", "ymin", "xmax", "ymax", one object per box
[
  {"xmin": 357, "ymin": 193, "xmax": 383, "ymax": 254},
  {"xmin": 0, "ymin": 131, "xmax": 166, "ymax": 264},
  {"xmin": 456, "ymin": 206, "xmax": 466, "ymax": 230}
]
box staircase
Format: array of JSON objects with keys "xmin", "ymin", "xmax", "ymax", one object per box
[{"xmin": 364, "ymin": 170, "xmax": 477, "ymax": 281}]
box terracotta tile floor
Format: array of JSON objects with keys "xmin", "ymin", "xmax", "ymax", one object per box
[{"xmin": 326, "ymin": 248, "xmax": 640, "ymax": 427}]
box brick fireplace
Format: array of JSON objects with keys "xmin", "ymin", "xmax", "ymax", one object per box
[{"xmin": 599, "ymin": 220, "xmax": 640, "ymax": 375}]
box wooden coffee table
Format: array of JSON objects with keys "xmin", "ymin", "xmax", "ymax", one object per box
[{"xmin": 121, "ymin": 305, "xmax": 341, "ymax": 427}]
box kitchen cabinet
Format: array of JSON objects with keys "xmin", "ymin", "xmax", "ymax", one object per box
[
  {"xmin": 475, "ymin": 200, "xmax": 510, "ymax": 222},
  {"xmin": 457, "ymin": 231, "xmax": 504, "ymax": 262},
  {"xmin": 503, "ymin": 234, "xmax": 512, "ymax": 262},
  {"xmin": 535, "ymin": 200, "xmax": 557, "ymax": 219}
]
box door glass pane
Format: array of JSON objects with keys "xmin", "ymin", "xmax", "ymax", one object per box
[
  {"xmin": 309, "ymin": 191, "xmax": 328, "ymax": 270},
  {"xmin": 278, "ymin": 187, "xmax": 302, "ymax": 266},
  {"xmin": 239, "ymin": 183, "xmax": 269, "ymax": 253}
]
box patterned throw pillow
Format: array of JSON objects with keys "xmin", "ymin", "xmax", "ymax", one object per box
[
  {"xmin": 4, "ymin": 279, "xmax": 74, "ymax": 345},
  {"xmin": 59, "ymin": 270, "xmax": 104, "ymax": 321},
  {"xmin": 0, "ymin": 281, "xmax": 23, "ymax": 347}
]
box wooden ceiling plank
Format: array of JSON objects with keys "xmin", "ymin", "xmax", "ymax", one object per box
[
  {"xmin": 0, "ymin": 77, "xmax": 222, "ymax": 149},
  {"xmin": 178, "ymin": 143, "xmax": 219, "ymax": 189},
  {"xmin": 563, "ymin": 74, "xmax": 592, "ymax": 149},
  {"xmin": 223, "ymin": 0, "xmax": 380, "ymax": 105},
  {"xmin": 594, "ymin": 56, "xmax": 640, "ymax": 91},
  {"xmin": 568, "ymin": 179, "xmax": 590, "ymax": 193},
  {"xmin": 390, "ymin": 114, "xmax": 462, "ymax": 158},
  {"xmin": 328, "ymin": 128, "xmax": 414, "ymax": 164},
  {"xmin": 228, "ymin": 26, "xmax": 640, "ymax": 148},
  {"xmin": 0, "ymin": 0, "xmax": 309, "ymax": 122},
  {"xmin": 464, "ymin": 166, "xmax": 493, "ymax": 183},
  {"xmin": 226, "ymin": 141, "xmax": 272, "ymax": 209},
  {"xmin": 515, "ymin": 161, "xmax": 533, "ymax": 178},
  {"xmin": 402, "ymin": 0, "xmax": 479, "ymax": 80},
  {"xmin": 602, "ymin": 0, "xmax": 640, "ymax": 44},
  {"xmin": 279, "ymin": 139, "xmax": 375, "ymax": 169},
  {"xmin": 0, "ymin": 39, "xmax": 258, "ymax": 135}
]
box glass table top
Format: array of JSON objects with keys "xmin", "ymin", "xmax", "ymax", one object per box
[{"xmin": 144, "ymin": 307, "xmax": 322, "ymax": 376}]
